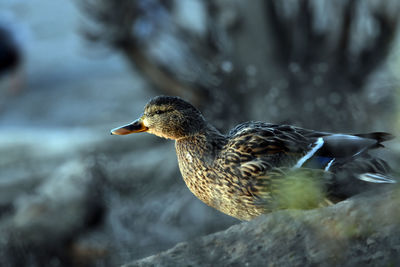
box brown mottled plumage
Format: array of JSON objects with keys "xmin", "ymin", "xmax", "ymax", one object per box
[{"xmin": 111, "ymin": 96, "xmax": 395, "ymax": 221}]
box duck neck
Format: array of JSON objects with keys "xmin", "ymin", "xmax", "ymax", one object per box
[
  {"xmin": 174, "ymin": 124, "xmax": 225, "ymax": 209},
  {"xmin": 175, "ymin": 123, "xmax": 226, "ymax": 166}
]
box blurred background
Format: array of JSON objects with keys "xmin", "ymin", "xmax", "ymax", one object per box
[{"xmin": 1, "ymin": 0, "xmax": 400, "ymax": 266}]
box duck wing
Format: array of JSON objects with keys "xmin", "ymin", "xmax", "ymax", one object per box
[{"xmin": 225, "ymin": 122, "xmax": 395, "ymax": 182}]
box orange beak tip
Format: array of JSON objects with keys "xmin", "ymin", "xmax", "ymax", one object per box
[
  {"xmin": 110, "ymin": 127, "xmax": 130, "ymax": 135},
  {"xmin": 110, "ymin": 119, "xmax": 148, "ymax": 136}
]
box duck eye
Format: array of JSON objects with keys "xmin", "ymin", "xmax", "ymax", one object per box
[{"xmin": 155, "ymin": 110, "xmax": 163, "ymax": 115}]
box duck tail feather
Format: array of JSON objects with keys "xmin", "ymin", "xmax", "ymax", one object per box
[
  {"xmin": 354, "ymin": 132, "xmax": 395, "ymax": 143},
  {"xmin": 357, "ymin": 173, "xmax": 397, "ymax": 184}
]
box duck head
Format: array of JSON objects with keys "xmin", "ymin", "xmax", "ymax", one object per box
[{"xmin": 111, "ymin": 96, "xmax": 206, "ymax": 140}]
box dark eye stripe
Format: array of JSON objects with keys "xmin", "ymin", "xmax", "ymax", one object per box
[{"xmin": 154, "ymin": 109, "xmax": 173, "ymax": 115}]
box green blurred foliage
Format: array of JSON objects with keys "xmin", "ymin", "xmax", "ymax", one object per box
[{"xmin": 273, "ymin": 171, "xmax": 327, "ymax": 210}]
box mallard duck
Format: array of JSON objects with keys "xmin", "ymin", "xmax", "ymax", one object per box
[{"xmin": 111, "ymin": 96, "xmax": 396, "ymax": 220}]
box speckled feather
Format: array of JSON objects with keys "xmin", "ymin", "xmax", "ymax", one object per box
[
  {"xmin": 113, "ymin": 96, "xmax": 396, "ymax": 221},
  {"xmin": 175, "ymin": 127, "xmax": 307, "ymax": 219},
  {"xmin": 175, "ymin": 119, "xmax": 393, "ymax": 220}
]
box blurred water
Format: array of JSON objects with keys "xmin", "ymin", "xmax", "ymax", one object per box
[{"xmin": 0, "ymin": 0, "xmax": 150, "ymax": 131}]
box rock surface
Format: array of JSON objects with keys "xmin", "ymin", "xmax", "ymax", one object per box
[
  {"xmin": 0, "ymin": 131, "xmax": 237, "ymax": 266},
  {"xmin": 125, "ymin": 188, "xmax": 400, "ymax": 267}
]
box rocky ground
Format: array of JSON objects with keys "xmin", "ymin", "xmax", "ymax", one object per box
[
  {"xmin": 126, "ymin": 188, "xmax": 400, "ymax": 267},
  {"xmin": 0, "ymin": 131, "xmax": 237, "ymax": 266}
]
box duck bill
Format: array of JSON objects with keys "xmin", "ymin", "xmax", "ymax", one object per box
[{"xmin": 111, "ymin": 119, "xmax": 148, "ymax": 135}]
